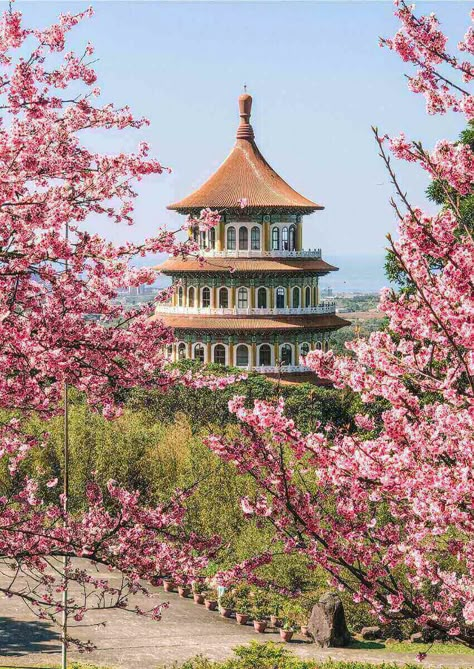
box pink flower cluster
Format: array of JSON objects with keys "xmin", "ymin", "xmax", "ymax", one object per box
[
  {"xmin": 209, "ymin": 1, "xmax": 474, "ymax": 648},
  {"xmin": 0, "ymin": 4, "xmax": 227, "ymax": 645},
  {"xmin": 381, "ymin": 1, "xmax": 474, "ymax": 118}
]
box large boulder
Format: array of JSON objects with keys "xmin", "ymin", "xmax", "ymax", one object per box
[
  {"xmin": 307, "ymin": 592, "xmax": 351, "ymax": 647},
  {"xmin": 361, "ymin": 626, "xmax": 382, "ymax": 640}
]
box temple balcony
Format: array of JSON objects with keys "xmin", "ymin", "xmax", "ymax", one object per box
[
  {"xmin": 155, "ymin": 302, "xmax": 336, "ymax": 316},
  {"xmin": 248, "ymin": 364, "xmax": 311, "ymax": 373},
  {"xmin": 199, "ymin": 248, "xmax": 322, "ymax": 259}
]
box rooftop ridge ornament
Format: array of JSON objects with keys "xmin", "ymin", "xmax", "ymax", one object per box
[{"xmin": 236, "ymin": 91, "xmax": 254, "ymax": 140}]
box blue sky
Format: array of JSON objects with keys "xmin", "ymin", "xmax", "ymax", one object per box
[{"xmin": 13, "ymin": 1, "xmax": 470, "ymax": 260}]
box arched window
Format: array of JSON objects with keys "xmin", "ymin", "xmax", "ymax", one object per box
[
  {"xmin": 199, "ymin": 230, "xmax": 207, "ymax": 249},
  {"xmin": 289, "ymin": 225, "xmax": 296, "ymax": 251},
  {"xmin": 209, "ymin": 227, "xmax": 216, "ymax": 250},
  {"xmin": 188, "ymin": 286, "xmax": 195, "ymax": 307},
  {"xmin": 192, "ymin": 227, "xmax": 199, "ymax": 243},
  {"xmin": 178, "ymin": 343, "xmax": 187, "ymax": 360},
  {"xmin": 281, "ymin": 344, "xmax": 292, "ymax": 366},
  {"xmin": 271, "ymin": 227, "xmax": 280, "ymax": 250},
  {"xmin": 305, "ymin": 286, "xmax": 311, "ymax": 308},
  {"xmin": 213, "ymin": 344, "xmax": 226, "ymax": 365},
  {"xmin": 202, "ymin": 287, "xmax": 211, "ymax": 308},
  {"xmin": 292, "ymin": 286, "xmax": 300, "ymax": 308},
  {"xmin": 251, "ymin": 226, "xmax": 261, "ymax": 250},
  {"xmin": 257, "ymin": 287, "xmax": 267, "ymax": 309},
  {"xmin": 194, "ymin": 343, "xmax": 205, "ymax": 363},
  {"xmin": 282, "ymin": 227, "xmax": 289, "ymax": 250},
  {"xmin": 259, "ymin": 344, "xmax": 271, "ymax": 366},
  {"xmin": 219, "ymin": 287, "xmax": 228, "ymax": 308},
  {"xmin": 227, "ymin": 226, "xmax": 236, "ymax": 250},
  {"xmin": 236, "ymin": 344, "xmax": 249, "ymax": 367},
  {"xmin": 300, "ymin": 342, "xmax": 310, "ymax": 357},
  {"xmin": 324, "ymin": 340, "xmax": 329, "ymax": 352},
  {"xmin": 276, "ymin": 287, "xmax": 285, "ymax": 309},
  {"xmin": 237, "ymin": 287, "xmax": 248, "ymax": 309},
  {"xmin": 178, "ymin": 286, "xmax": 183, "ymax": 307},
  {"xmin": 316, "ymin": 341, "xmax": 322, "ymax": 350},
  {"xmin": 239, "ymin": 227, "xmax": 248, "ymax": 250}
]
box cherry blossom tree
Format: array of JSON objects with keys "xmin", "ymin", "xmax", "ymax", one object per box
[
  {"xmin": 0, "ymin": 3, "xmax": 225, "ymax": 650},
  {"xmin": 208, "ymin": 1, "xmax": 474, "ymax": 649}
]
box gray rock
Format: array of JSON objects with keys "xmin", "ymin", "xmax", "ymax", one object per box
[
  {"xmin": 361, "ymin": 626, "xmax": 382, "ymax": 640},
  {"xmin": 308, "ymin": 592, "xmax": 351, "ymax": 648},
  {"xmin": 410, "ymin": 632, "xmax": 424, "ymax": 643}
]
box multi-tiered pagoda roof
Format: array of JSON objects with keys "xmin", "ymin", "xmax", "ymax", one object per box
[{"xmin": 153, "ymin": 93, "xmax": 348, "ymax": 373}]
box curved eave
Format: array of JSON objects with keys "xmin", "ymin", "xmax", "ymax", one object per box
[
  {"xmin": 167, "ymin": 139, "xmax": 322, "ymax": 215},
  {"xmin": 151, "ymin": 314, "xmax": 350, "ymax": 332},
  {"xmin": 168, "ymin": 204, "xmax": 323, "ymax": 216},
  {"xmin": 155, "ymin": 257, "xmax": 339, "ymax": 275}
]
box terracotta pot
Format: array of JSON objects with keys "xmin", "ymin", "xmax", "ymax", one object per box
[
  {"xmin": 163, "ymin": 580, "xmax": 175, "ymax": 593},
  {"xmin": 236, "ymin": 613, "xmax": 248, "ymax": 625},
  {"xmin": 205, "ymin": 599, "xmax": 217, "ymax": 611},
  {"xmin": 270, "ymin": 615, "xmax": 282, "ymax": 627},
  {"xmin": 301, "ymin": 625, "xmax": 310, "ymax": 637},
  {"xmin": 178, "ymin": 586, "xmax": 190, "ymax": 598},
  {"xmin": 220, "ymin": 607, "xmax": 233, "ymax": 618},
  {"xmin": 253, "ymin": 620, "xmax": 267, "ymax": 633},
  {"xmin": 193, "ymin": 593, "xmax": 205, "ymax": 605},
  {"xmin": 280, "ymin": 629, "xmax": 293, "ymax": 642}
]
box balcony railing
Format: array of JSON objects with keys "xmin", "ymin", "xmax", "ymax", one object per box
[
  {"xmin": 155, "ymin": 302, "xmax": 336, "ymax": 316},
  {"xmin": 199, "ymin": 249, "xmax": 322, "ymax": 259},
  {"xmin": 254, "ymin": 365, "xmax": 311, "ymax": 373}
]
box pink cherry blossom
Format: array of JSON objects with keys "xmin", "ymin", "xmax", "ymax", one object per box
[{"xmin": 208, "ymin": 1, "xmax": 474, "ymax": 648}]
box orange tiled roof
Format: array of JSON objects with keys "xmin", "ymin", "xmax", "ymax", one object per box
[
  {"xmin": 152, "ymin": 314, "xmax": 349, "ymax": 331},
  {"xmin": 168, "ymin": 94, "xmax": 322, "ymax": 214},
  {"xmin": 157, "ymin": 257, "xmax": 338, "ymax": 274}
]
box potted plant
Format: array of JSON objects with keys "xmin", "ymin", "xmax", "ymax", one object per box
[
  {"xmin": 233, "ymin": 583, "xmax": 252, "ymax": 625},
  {"xmin": 177, "ymin": 584, "xmax": 191, "ymax": 598},
  {"xmin": 204, "ymin": 588, "xmax": 218, "ymax": 611},
  {"xmin": 163, "ymin": 578, "xmax": 175, "ymax": 593},
  {"xmin": 269, "ymin": 593, "xmax": 284, "ymax": 627},
  {"xmin": 192, "ymin": 580, "xmax": 206, "ymax": 605},
  {"xmin": 219, "ymin": 589, "xmax": 236, "ymax": 618},
  {"xmin": 251, "ymin": 602, "xmax": 270, "ymax": 633},
  {"xmin": 280, "ymin": 619, "xmax": 296, "ymax": 642}
]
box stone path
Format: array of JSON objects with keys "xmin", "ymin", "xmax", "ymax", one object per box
[{"xmin": 0, "ymin": 579, "xmax": 472, "ymax": 669}]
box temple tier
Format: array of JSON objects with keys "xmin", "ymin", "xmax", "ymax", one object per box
[{"xmin": 154, "ymin": 93, "xmax": 349, "ymax": 373}]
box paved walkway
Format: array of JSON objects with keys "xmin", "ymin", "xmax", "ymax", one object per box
[{"xmin": 0, "ymin": 578, "xmax": 472, "ymax": 668}]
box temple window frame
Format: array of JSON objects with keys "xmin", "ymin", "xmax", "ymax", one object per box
[
  {"xmin": 237, "ymin": 286, "xmax": 249, "ymax": 309},
  {"xmin": 227, "ymin": 226, "xmax": 236, "ymax": 250}
]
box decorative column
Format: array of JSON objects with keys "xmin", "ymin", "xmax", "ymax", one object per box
[
  {"xmin": 228, "ymin": 341, "xmax": 234, "ymax": 366},
  {"xmin": 231, "ymin": 285, "xmax": 236, "ymax": 308},
  {"xmin": 263, "ymin": 221, "xmax": 270, "ymax": 251},
  {"xmin": 251, "ymin": 342, "xmax": 257, "ymax": 368},
  {"xmin": 217, "ymin": 221, "xmax": 224, "ymax": 251},
  {"xmin": 286, "ymin": 285, "xmax": 291, "ymax": 307},
  {"xmin": 206, "ymin": 341, "xmax": 212, "ymax": 363},
  {"xmin": 297, "ymin": 222, "xmax": 303, "ymax": 251},
  {"xmin": 273, "ymin": 341, "xmax": 279, "ymax": 365},
  {"xmin": 187, "ymin": 341, "xmax": 192, "ymax": 357}
]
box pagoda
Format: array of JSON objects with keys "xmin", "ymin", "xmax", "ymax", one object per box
[{"xmin": 154, "ymin": 93, "xmax": 349, "ymax": 372}]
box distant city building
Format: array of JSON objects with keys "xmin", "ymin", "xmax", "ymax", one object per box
[{"xmin": 154, "ymin": 93, "xmax": 348, "ymax": 372}]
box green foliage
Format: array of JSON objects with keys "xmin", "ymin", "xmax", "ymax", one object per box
[
  {"xmin": 335, "ymin": 294, "xmax": 380, "ymax": 313},
  {"xmin": 329, "ymin": 319, "xmax": 386, "ymax": 357},
  {"xmin": 167, "ymin": 642, "xmax": 425, "ymax": 669}
]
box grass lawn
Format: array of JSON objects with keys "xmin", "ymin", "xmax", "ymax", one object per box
[{"xmin": 350, "ymin": 639, "xmax": 474, "ymax": 655}]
